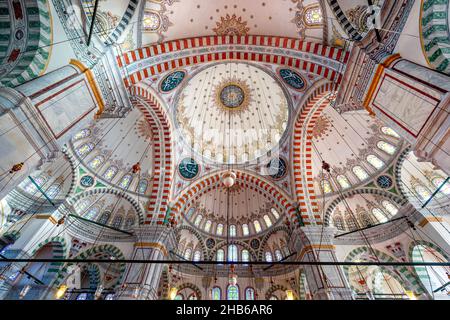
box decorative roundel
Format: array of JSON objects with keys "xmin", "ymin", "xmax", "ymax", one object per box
[
  {"xmin": 80, "ymin": 175, "xmax": 95, "ymax": 188},
  {"xmin": 250, "ymin": 239, "xmax": 260, "ymax": 250},
  {"xmin": 376, "ymin": 175, "xmax": 393, "ymax": 189},
  {"xmin": 266, "ymin": 157, "xmax": 288, "ymax": 180},
  {"xmin": 160, "ymin": 70, "xmax": 186, "ymax": 92},
  {"xmin": 206, "ymin": 238, "xmax": 215, "ymax": 249},
  {"xmin": 278, "ymin": 68, "xmax": 306, "ymax": 91},
  {"xmin": 178, "ymin": 158, "xmax": 200, "ymax": 180},
  {"xmin": 220, "ymin": 84, "xmax": 245, "ymax": 108}
]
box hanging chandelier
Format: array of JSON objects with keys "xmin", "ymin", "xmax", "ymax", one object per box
[{"xmin": 228, "ymin": 264, "xmax": 238, "ymax": 286}]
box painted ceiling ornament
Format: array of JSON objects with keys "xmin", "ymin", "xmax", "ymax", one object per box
[
  {"xmin": 312, "ymin": 115, "xmax": 331, "ymax": 139},
  {"xmin": 178, "ymin": 158, "xmax": 199, "ymax": 180},
  {"xmin": 345, "ymin": 5, "xmax": 369, "ymax": 33},
  {"xmin": 213, "ymin": 14, "xmax": 250, "ymax": 36},
  {"xmin": 278, "ymin": 68, "xmax": 307, "ymax": 91},
  {"xmin": 136, "ymin": 118, "xmax": 154, "ymax": 140},
  {"xmin": 143, "ymin": 11, "xmax": 161, "ymax": 31},
  {"xmin": 214, "ymin": 78, "xmax": 252, "ymax": 113},
  {"xmin": 160, "ymin": 70, "xmax": 186, "ymax": 92}
]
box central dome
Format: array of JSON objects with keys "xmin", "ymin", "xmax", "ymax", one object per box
[{"xmin": 175, "ymin": 62, "xmax": 289, "ymax": 164}]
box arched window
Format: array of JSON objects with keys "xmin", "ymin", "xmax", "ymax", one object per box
[
  {"xmin": 377, "ymin": 141, "xmax": 396, "ymax": 155},
  {"xmin": 367, "ymin": 155, "xmax": 385, "ymax": 169},
  {"xmin": 84, "ymin": 206, "xmax": 99, "ymax": 220},
  {"xmin": 76, "ymin": 293, "xmax": 88, "ymax": 300},
  {"xmin": 227, "ymin": 285, "xmax": 239, "ymax": 300},
  {"xmin": 76, "ymin": 143, "xmax": 95, "ymax": 157},
  {"xmin": 229, "ymin": 225, "xmax": 236, "ymax": 237},
  {"xmin": 204, "ymin": 220, "xmax": 212, "ymax": 232},
  {"xmin": 46, "ymin": 184, "xmax": 61, "ymax": 199},
  {"xmin": 431, "ymin": 177, "xmax": 450, "ymax": 195},
  {"xmin": 265, "ymin": 251, "xmax": 273, "ymax": 262},
  {"xmin": 137, "ymin": 179, "xmax": 148, "ymax": 194},
  {"xmin": 103, "ymin": 166, "xmax": 118, "ymax": 181},
  {"xmin": 352, "ymin": 166, "xmax": 369, "ymax": 181},
  {"xmin": 336, "ymin": 175, "xmax": 351, "ymax": 189},
  {"xmin": 382, "ymin": 201, "xmax": 398, "ymax": 216},
  {"xmin": 253, "ymin": 220, "xmax": 262, "ymax": 233},
  {"xmin": 333, "ymin": 215, "xmax": 345, "ymax": 231},
  {"xmin": 345, "ymin": 214, "xmax": 358, "ymax": 230},
  {"xmin": 216, "ymin": 223, "xmax": 224, "ymax": 236},
  {"xmin": 186, "ymin": 207, "xmax": 196, "ymax": 219},
  {"xmin": 245, "ymin": 287, "xmax": 255, "ymax": 300},
  {"xmin": 174, "ymin": 294, "xmax": 183, "ymax": 300},
  {"xmin": 193, "ymin": 250, "xmax": 201, "ymax": 262},
  {"xmin": 188, "ymin": 293, "xmax": 198, "ymax": 300},
  {"xmin": 98, "ymin": 211, "xmax": 111, "ymax": 225},
  {"xmin": 381, "ymin": 127, "xmax": 400, "ymax": 138},
  {"xmin": 217, "ymin": 249, "xmax": 224, "ymax": 262},
  {"xmin": 88, "ymin": 155, "xmax": 104, "ymax": 170},
  {"xmin": 105, "ymin": 294, "xmax": 115, "ymax": 300},
  {"xmin": 372, "ymin": 208, "xmax": 388, "ymax": 223},
  {"xmin": 194, "ymin": 215, "xmax": 202, "ymax": 227},
  {"xmin": 359, "ymin": 212, "xmax": 373, "ymax": 227},
  {"xmin": 321, "ymin": 180, "xmax": 332, "ymax": 194},
  {"xmin": 241, "ymin": 249, "xmax": 250, "ymax": 264},
  {"xmin": 414, "ymin": 185, "xmax": 431, "ymax": 201},
  {"xmin": 263, "ymin": 215, "xmax": 272, "ymax": 228},
  {"xmin": 228, "ymin": 245, "xmax": 238, "ymax": 262},
  {"xmin": 119, "ymin": 174, "xmax": 133, "ymax": 189},
  {"xmin": 242, "ymin": 224, "xmax": 249, "ymax": 236},
  {"xmin": 112, "ymin": 215, "xmax": 123, "ymax": 229},
  {"xmin": 124, "ymin": 216, "xmax": 135, "ymax": 228},
  {"xmin": 303, "ymin": 5, "xmax": 323, "ymax": 26},
  {"xmin": 184, "ymin": 248, "xmax": 192, "ymax": 260},
  {"xmin": 72, "ymin": 129, "xmax": 91, "ymax": 141},
  {"xmin": 269, "ymin": 295, "xmax": 278, "ymax": 300},
  {"xmin": 275, "ymin": 249, "xmax": 283, "ymax": 261},
  {"xmin": 75, "ymin": 199, "xmax": 91, "ymax": 212},
  {"xmin": 270, "ymin": 208, "xmax": 280, "ymax": 219},
  {"xmin": 212, "ymin": 287, "xmax": 221, "ymax": 300},
  {"xmin": 24, "ymin": 175, "xmax": 47, "ymax": 193}
]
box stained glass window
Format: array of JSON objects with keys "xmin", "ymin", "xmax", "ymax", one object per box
[
  {"xmin": 186, "ymin": 207, "xmax": 196, "ymax": 219},
  {"xmin": 193, "ymin": 250, "xmax": 201, "ymax": 262},
  {"xmin": 194, "ymin": 215, "xmax": 202, "ymax": 227},
  {"xmin": 381, "ymin": 127, "xmax": 400, "ymax": 138},
  {"xmin": 271, "ymin": 208, "xmax": 280, "ymax": 219},
  {"xmin": 228, "ymin": 245, "xmax": 238, "ymax": 262},
  {"xmin": 372, "ymin": 208, "xmax": 388, "ymax": 223},
  {"xmin": 184, "ymin": 248, "xmax": 192, "ymax": 260},
  {"xmin": 242, "ymin": 224, "xmax": 249, "ymax": 236},
  {"xmin": 321, "ymin": 180, "xmax": 332, "ymax": 194},
  {"xmin": 263, "ymin": 215, "xmax": 273, "ymax": 228},
  {"xmin": 216, "ymin": 223, "xmax": 224, "ymax": 236},
  {"xmin": 72, "ymin": 129, "xmax": 91, "ymax": 141},
  {"xmin": 431, "ymin": 177, "xmax": 450, "ymax": 195},
  {"xmin": 105, "ymin": 294, "xmax": 115, "ymax": 300},
  {"xmin": 353, "ymin": 166, "xmax": 369, "ymax": 181},
  {"xmin": 125, "ymin": 216, "xmax": 135, "ymax": 228},
  {"xmin": 204, "ymin": 220, "xmax": 212, "ymax": 232},
  {"xmin": 265, "ymin": 251, "xmax": 273, "ymax": 262},
  {"xmin": 112, "ymin": 215, "xmax": 123, "ymax": 229},
  {"xmin": 336, "ymin": 175, "xmax": 351, "ymax": 189},
  {"xmin": 212, "ymin": 287, "xmax": 221, "ymax": 300},
  {"xmin": 76, "ymin": 293, "xmax": 88, "ymax": 300},
  {"xmin": 333, "ymin": 215, "xmax": 345, "ymax": 231},
  {"xmin": 174, "ymin": 294, "xmax": 183, "ymax": 300},
  {"xmin": 84, "ymin": 206, "xmax": 99, "ymax": 220},
  {"xmin": 76, "ymin": 143, "xmax": 94, "ymax": 158},
  {"xmin": 102, "ymin": 166, "xmax": 118, "ymax": 181},
  {"xmin": 367, "ymin": 155, "xmax": 384, "ymax": 169},
  {"xmin": 143, "ymin": 11, "xmax": 161, "ymax": 31},
  {"xmin": 137, "ymin": 179, "xmax": 148, "ymax": 194},
  {"xmin": 377, "ymin": 141, "xmax": 396, "ymax": 155},
  {"xmin": 345, "ymin": 215, "xmax": 358, "ymax": 230},
  {"xmin": 98, "ymin": 211, "xmax": 111, "ymax": 225},
  {"xmin": 359, "ymin": 212, "xmax": 373, "ymax": 227},
  {"xmin": 382, "ymin": 201, "xmax": 398, "ymax": 216},
  {"xmin": 245, "ymin": 288, "xmax": 255, "ymax": 300},
  {"xmin": 227, "ymin": 285, "xmax": 239, "ymax": 300},
  {"xmin": 217, "ymin": 249, "xmax": 224, "ymax": 262},
  {"xmin": 242, "ymin": 250, "xmax": 249, "ymax": 263},
  {"xmin": 46, "ymin": 184, "xmax": 61, "ymax": 199},
  {"xmin": 119, "ymin": 174, "xmax": 133, "ymax": 189},
  {"xmin": 254, "ymin": 220, "xmax": 262, "ymax": 233},
  {"xmin": 275, "ymin": 249, "xmax": 283, "ymax": 261},
  {"xmin": 229, "ymin": 225, "xmax": 236, "ymax": 237},
  {"xmin": 304, "ymin": 6, "xmax": 323, "ymax": 26},
  {"xmin": 414, "ymin": 185, "xmax": 431, "ymax": 201},
  {"xmin": 88, "ymin": 155, "xmax": 104, "ymax": 170},
  {"xmin": 75, "ymin": 199, "xmax": 91, "ymax": 212}
]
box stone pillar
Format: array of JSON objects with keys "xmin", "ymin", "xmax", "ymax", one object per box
[
  {"xmin": 0, "ymin": 61, "xmax": 104, "ymax": 199},
  {"xmin": 362, "ymin": 54, "xmax": 450, "ymax": 175},
  {"xmin": 291, "ymin": 226, "xmax": 353, "ymax": 300},
  {"xmin": 118, "ymin": 226, "xmax": 176, "ymax": 300}
]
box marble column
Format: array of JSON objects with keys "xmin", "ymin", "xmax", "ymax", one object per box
[
  {"xmin": 0, "ymin": 61, "xmax": 104, "ymax": 199},
  {"xmin": 118, "ymin": 226, "xmax": 176, "ymax": 300},
  {"xmin": 291, "ymin": 226, "xmax": 354, "ymax": 300}
]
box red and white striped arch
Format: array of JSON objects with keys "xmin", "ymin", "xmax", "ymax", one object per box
[
  {"xmin": 130, "ymin": 85, "xmax": 173, "ymax": 224},
  {"xmin": 292, "ymin": 82, "xmax": 336, "ymax": 226},
  {"xmin": 117, "ymin": 35, "xmax": 349, "ymax": 87},
  {"xmin": 170, "ymin": 170, "xmax": 297, "ymax": 225}
]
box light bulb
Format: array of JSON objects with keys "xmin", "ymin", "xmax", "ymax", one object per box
[
  {"xmin": 169, "ymin": 287, "xmax": 178, "ymax": 300},
  {"xmin": 285, "ymin": 290, "xmax": 294, "ymax": 300},
  {"xmin": 55, "ymin": 285, "xmax": 68, "ymax": 299}
]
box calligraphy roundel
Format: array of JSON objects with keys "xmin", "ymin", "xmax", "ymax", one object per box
[
  {"xmin": 160, "ymin": 70, "xmax": 186, "ymax": 93},
  {"xmin": 278, "ymin": 68, "xmax": 307, "ymax": 91}
]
